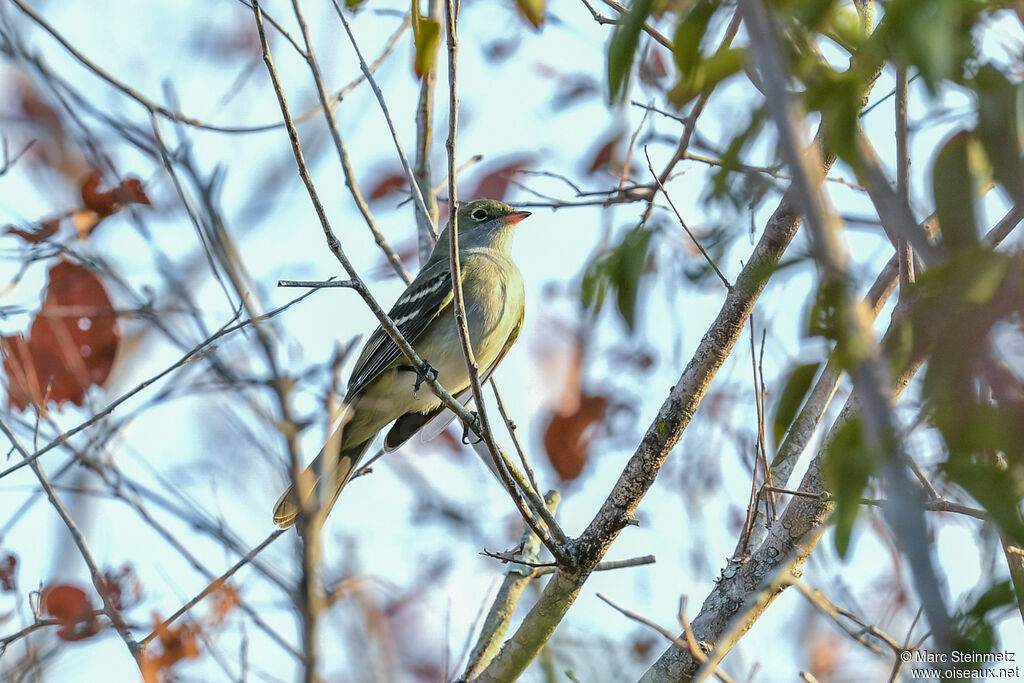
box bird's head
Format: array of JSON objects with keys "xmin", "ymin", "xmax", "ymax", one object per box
[
  {"xmin": 433, "ymin": 199, "xmax": 531, "ymax": 254},
  {"xmin": 456, "ymin": 199, "xmax": 531, "ymax": 231}
]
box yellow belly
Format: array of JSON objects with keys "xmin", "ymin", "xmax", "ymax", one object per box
[{"xmin": 340, "ymin": 249, "xmax": 524, "ymax": 449}]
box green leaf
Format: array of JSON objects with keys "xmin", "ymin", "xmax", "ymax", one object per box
[
  {"xmin": 805, "ymin": 67, "xmax": 863, "ymax": 166},
  {"xmin": 777, "ymin": 0, "xmax": 840, "ymax": 32},
  {"xmin": 772, "ymin": 361, "xmax": 821, "ymax": 449},
  {"xmin": 667, "ymin": 46, "xmax": 746, "ymax": 108},
  {"xmin": 953, "ymin": 581, "xmax": 1015, "ymax": 654},
  {"xmin": 824, "ymin": 3, "xmax": 867, "ymax": 51},
  {"xmin": 607, "ymin": 0, "xmax": 657, "ymax": 102},
  {"xmin": 707, "ymin": 107, "xmax": 768, "ymax": 208},
  {"xmin": 672, "ymin": 0, "xmax": 717, "ymax": 75},
  {"xmin": 411, "ymin": 2, "xmax": 442, "ymax": 78},
  {"xmin": 973, "ymin": 64, "xmax": 1024, "ymax": 203},
  {"xmin": 580, "ymin": 226, "xmax": 656, "ymax": 332},
  {"xmin": 823, "ymin": 416, "xmax": 880, "ymax": 557},
  {"xmin": 668, "ymin": 0, "xmax": 746, "ymax": 108},
  {"xmin": 944, "ymin": 460, "xmax": 1024, "ymax": 547},
  {"xmin": 932, "ymin": 130, "xmax": 984, "ymax": 252},
  {"xmin": 881, "ymin": 0, "xmax": 965, "ymax": 91},
  {"xmin": 581, "ymin": 259, "xmax": 609, "ymax": 312},
  {"xmin": 940, "ymin": 403, "xmax": 1024, "ymax": 463},
  {"xmin": 913, "ymin": 248, "xmax": 1009, "ymax": 309},
  {"xmin": 612, "ymin": 225, "xmax": 655, "ymax": 331},
  {"xmin": 916, "ymin": 250, "xmax": 1012, "ymax": 415},
  {"xmin": 807, "ymin": 279, "xmax": 840, "ymax": 339},
  {"xmin": 516, "ymin": 0, "xmax": 545, "ymax": 29},
  {"xmin": 964, "ymin": 580, "xmax": 1015, "ymax": 622},
  {"xmin": 884, "ymin": 316, "xmax": 915, "ymax": 383}
]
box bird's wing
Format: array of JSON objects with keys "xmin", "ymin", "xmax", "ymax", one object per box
[
  {"xmin": 346, "ymin": 261, "xmax": 454, "ymax": 399},
  {"xmin": 416, "ymin": 308, "xmax": 524, "ymax": 444}
]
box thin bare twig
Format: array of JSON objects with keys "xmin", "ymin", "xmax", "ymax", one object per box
[
  {"xmin": 465, "ymin": 493, "xmax": 561, "ymax": 679},
  {"xmin": 862, "ymin": 498, "xmax": 988, "ymax": 521},
  {"xmin": 682, "ymin": 151, "xmax": 866, "ymax": 191},
  {"xmin": 140, "ymin": 530, "xmax": 286, "ymax": 648},
  {"xmin": 439, "ymin": 0, "xmax": 569, "ymax": 564},
  {"xmin": 762, "ymin": 486, "xmax": 830, "ymax": 501},
  {"xmin": 413, "ymin": 0, "xmax": 441, "ymax": 261},
  {"xmin": 598, "ymin": 594, "xmax": 737, "ymax": 683},
  {"xmin": 290, "ymin": 0, "xmax": 412, "ymax": 284},
  {"xmin": 0, "ymin": 293, "xmax": 319, "ymax": 482},
  {"xmin": 644, "ymin": 146, "xmax": 731, "ymax": 290},
  {"xmin": 0, "ymin": 615, "xmax": 96, "ymax": 651},
  {"xmin": 531, "ymin": 554, "xmax": 656, "ymax": 577},
  {"xmin": 577, "ymin": 0, "xmax": 673, "ymax": 50},
  {"xmin": 330, "ymin": 0, "xmax": 435, "ymax": 241},
  {"xmin": 0, "ymin": 136, "xmax": 35, "ymax": 176},
  {"xmin": 741, "ymin": 321, "xmax": 772, "ymax": 555},
  {"xmin": 895, "ymin": 65, "xmax": 915, "ymax": 288},
  {"xmin": 277, "ymin": 278, "xmax": 359, "ymax": 289},
  {"xmin": 788, "ymin": 579, "xmax": 903, "ymax": 655},
  {"xmin": 643, "ymin": 9, "xmax": 742, "ymax": 223},
  {"xmin": 0, "ymin": 419, "xmax": 143, "ymax": 665},
  {"xmin": 490, "ymin": 381, "xmax": 541, "ymax": 495},
  {"xmin": 8, "ymin": 0, "xmax": 310, "ymax": 134}
]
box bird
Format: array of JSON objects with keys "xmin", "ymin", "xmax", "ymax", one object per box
[{"xmin": 273, "ymin": 199, "xmax": 531, "ymax": 529}]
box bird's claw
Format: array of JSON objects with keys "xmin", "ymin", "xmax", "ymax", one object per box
[
  {"xmin": 462, "ymin": 411, "xmax": 484, "ymax": 445},
  {"xmin": 413, "ymin": 361, "xmax": 438, "ymax": 400}
]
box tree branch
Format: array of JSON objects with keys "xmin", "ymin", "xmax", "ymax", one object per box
[{"xmin": 737, "ymin": 0, "xmax": 950, "ymax": 648}]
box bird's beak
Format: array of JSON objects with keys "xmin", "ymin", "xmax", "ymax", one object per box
[{"xmin": 502, "ymin": 211, "xmax": 532, "ymax": 225}]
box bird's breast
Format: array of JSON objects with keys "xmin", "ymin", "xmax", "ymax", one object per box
[{"xmin": 462, "ymin": 250, "xmax": 524, "ymax": 348}]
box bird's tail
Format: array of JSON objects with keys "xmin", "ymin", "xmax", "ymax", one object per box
[{"xmin": 273, "ymin": 439, "xmax": 372, "ymax": 530}]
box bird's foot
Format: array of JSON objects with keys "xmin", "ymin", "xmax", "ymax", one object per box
[
  {"xmin": 413, "ymin": 361, "xmax": 438, "ymax": 400},
  {"xmin": 462, "ymin": 411, "xmax": 484, "ymax": 445}
]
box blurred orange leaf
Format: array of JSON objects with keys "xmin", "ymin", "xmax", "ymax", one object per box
[
  {"xmin": 77, "ymin": 171, "xmax": 150, "ymax": 237},
  {"xmin": 209, "ymin": 581, "xmax": 239, "ymax": 623},
  {"xmin": 15, "ymin": 78, "xmax": 86, "ymax": 181},
  {"xmin": 5, "ymin": 218, "xmax": 60, "ymax": 244},
  {"xmin": 367, "ymin": 170, "xmax": 408, "ymax": 202},
  {"xmin": 543, "ymin": 394, "xmax": 608, "ymax": 481},
  {"xmin": 808, "ymin": 633, "xmax": 844, "ymax": 679},
  {"xmin": 2, "ymin": 261, "xmax": 120, "ymax": 411},
  {"xmin": 639, "ymin": 47, "xmax": 669, "ymax": 86},
  {"xmin": 142, "ymin": 616, "xmax": 201, "ymax": 682},
  {"xmin": 42, "ymin": 583, "xmax": 100, "ymax": 641},
  {"xmin": 6, "ymin": 174, "xmax": 151, "ymax": 244},
  {"xmin": 607, "ymin": 346, "xmax": 656, "ymax": 371},
  {"xmin": 70, "ymin": 209, "xmax": 103, "ymax": 239},
  {"xmin": 631, "ymin": 634, "xmax": 657, "ymax": 661},
  {"xmin": 469, "ymin": 156, "xmax": 534, "ymax": 202},
  {"xmin": 435, "ymin": 428, "xmax": 463, "ymax": 455},
  {"xmin": 104, "ymin": 564, "xmax": 143, "ymax": 612},
  {"xmin": 1, "ymin": 335, "xmax": 43, "ymax": 411},
  {"xmin": 187, "ymin": 18, "xmax": 260, "ymax": 61},
  {"xmin": 551, "ymin": 74, "xmax": 599, "ymax": 111},
  {"xmin": 0, "ymin": 553, "xmax": 16, "ymax": 592},
  {"xmin": 586, "ymin": 133, "xmax": 624, "ymax": 176},
  {"xmin": 18, "ymin": 77, "xmax": 61, "ymax": 131}
]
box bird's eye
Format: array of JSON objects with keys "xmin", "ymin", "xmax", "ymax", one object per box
[{"xmin": 472, "ymin": 209, "xmax": 488, "ymax": 221}]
